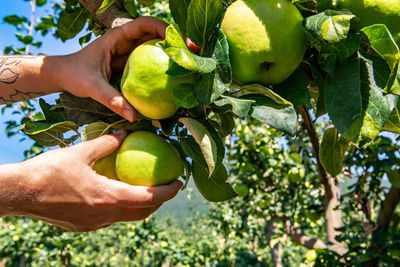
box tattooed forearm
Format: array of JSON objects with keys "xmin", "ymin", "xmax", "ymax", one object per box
[
  {"xmin": 0, "ymin": 59, "xmax": 19, "ymax": 85},
  {"xmin": 0, "ymin": 56, "xmax": 36, "ymax": 85},
  {"xmin": 0, "ymin": 89, "xmax": 45, "ymax": 104},
  {"xmin": 0, "ymin": 56, "xmax": 47, "ymax": 103}
]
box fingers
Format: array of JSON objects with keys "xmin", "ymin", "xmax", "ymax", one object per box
[
  {"xmin": 118, "ymin": 206, "xmax": 160, "ymax": 222},
  {"xmin": 108, "ymin": 180, "xmax": 183, "ymax": 208},
  {"xmin": 120, "ymin": 16, "xmax": 168, "ymax": 41},
  {"xmin": 91, "ymin": 79, "xmax": 137, "ymax": 122},
  {"xmin": 79, "ymin": 129, "xmax": 128, "ymax": 163}
]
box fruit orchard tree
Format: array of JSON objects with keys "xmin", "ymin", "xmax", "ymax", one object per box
[{"xmin": 2, "ymin": 0, "xmax": 400, "ymax": 266}]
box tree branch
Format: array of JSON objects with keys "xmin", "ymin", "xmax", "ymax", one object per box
[
  {"xmin": 283, "ymin": 218, "xmax": 328, "ymax": 250},
  {"xmin": 77, "ymin": 0, "xmax": 133, "ymax": 29},
  {"xmin": 298, "ymin": 105, "xmax": 345, "ymax": 254},
  {"xmin": 25, "ymin": 0, "xmax": 36, "ymax": 55},
  {"xmin": 266, "ymin": 220, "xmax": 283, "ymax": 267},
  {"xmin": 363, "ymin": 187, "xmax": 400, "ymax": 267}
]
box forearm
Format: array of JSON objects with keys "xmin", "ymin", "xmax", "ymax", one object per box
[
  {"xmin": 0, "ymin": 55, "xmax": 63, "ymax": 104},
  {"xmin": 0, "ymin": 162, "xmax": 36, "ymax": 217}
]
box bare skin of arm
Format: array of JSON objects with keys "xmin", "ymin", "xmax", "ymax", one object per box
[{"xmin": 0, "ymin": 17, "xmax": 183, "ymax": 232}]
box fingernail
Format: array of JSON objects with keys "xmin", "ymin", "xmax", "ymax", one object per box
[{"xmin": 123, "ymin": 109, "xmax": 134, "ymax": 122}]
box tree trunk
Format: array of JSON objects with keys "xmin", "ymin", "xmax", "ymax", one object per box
[
  {"xmin": 299, "ymin": 106, "xmax": 345, "ymax": 255},
  {"xmin": 363, "ymin": 187, "xmax": 400, "ymax": 267}
]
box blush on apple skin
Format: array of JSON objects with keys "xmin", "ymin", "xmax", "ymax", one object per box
[{"xmin": 185, "ymin": 36, "xmax": 201, "ymax": 54}]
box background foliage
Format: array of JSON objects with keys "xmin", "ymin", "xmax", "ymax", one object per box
[{"xmin": 1, "ymin": 0, "xmax": 400, "ymax": 266}]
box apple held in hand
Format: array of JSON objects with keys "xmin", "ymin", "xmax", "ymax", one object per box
[
  {"xmin": 221, "ymin": 0, "xmax": 307, "ymax": 85},
  {"xmin": 116, "ymin": 131, "xmax": 184, "ymax": 187},
  {"xmin": 93, "ymin": 151, "xmax": 119, "ymax": 180},
  {"xmin": 121, "ymin": 39, "xmax": 196, "ymax": 120}
]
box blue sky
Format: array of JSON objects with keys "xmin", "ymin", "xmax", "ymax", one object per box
[{"xmin": 0, "ymin": 1, "xmax": 89, "ymax": 164}]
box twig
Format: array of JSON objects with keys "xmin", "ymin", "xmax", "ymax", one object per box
[
  {"xmin": 77, "ymin": 0, "xmax": 132, "ymax": 29},
  {"xmin": 283, "ymin": 218, "xmax": 328, "ymax": 250},
  {"xmin": 25, "ymin": 0, "xmax": 36, "ymax": 55}
]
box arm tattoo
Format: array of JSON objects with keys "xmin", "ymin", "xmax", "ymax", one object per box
[
  {"xmin": 0, "ymin": 56, "xmax": 44, "ymax": 104},
  {"xmin": 0, "ymin": 57, "xmax": 20, "ymax": 84},
  {"xmin": 0, "ymin": 90, "xmax": 44, "ymax": 104}
]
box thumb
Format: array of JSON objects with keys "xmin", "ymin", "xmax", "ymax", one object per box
[
  {"xmin": 91, "ymin": 79, "xmax": 137, "ymax": 122},
  {"xmin": 78, "ymin": 129, "xmax": 128, "ymax": 164}
]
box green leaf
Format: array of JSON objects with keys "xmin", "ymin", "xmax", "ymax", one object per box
[
  {"xmin": 214, "ymin": 96, "xmax": 253, "ymax": 118},
  {"xmin": 219, "ymin": 112, "xmax": 235, "ymax": 137},
  {"xmin": 137, "ymin": 0, "xmax": 156, "ymax": 6},
  {"xmin": 383, "ymin": 111, "xmax": 400, "ymax": 134},
  {"xmin": 57, "ymin": 8, "xmax": 89, "ymax": 42},
  {"xmin": 192, "ymin": 30, "xmax": 231, "ymax": 105},
  {"xmin": 151, "ymin": 119, "xmax": 175, "ymax": 136},
  {"xmin": 23, "ymin": 121, "xmax": 78, "ymax": 135},
  {"xmin": 158, "ymin": 25, "xmax": 217, "ymax": 73},
  {"xmin": 213, "ymin": 29, "xmax": 232, "ymax": 84},
  {"xmin": 23, "ymin": 121, "xmax": 79, "ymax": 148},
  {"xmin": 113, "ymin": 119, "xmax": 154, "ymax": 132},
  {"xmin": 39, "ymin": 98, "xmax": 65, "ymax": 123},
  {"xmin": 317, "ymin": 33, "xmax": 361, "ymax": 77},
  {"xmin": 179, "ymin": 117, "xmax": 218, "ymax": 176},
  {"xmin": 3, "ymin": 15, "xmax": 27, "ymax": 26},
  {"xmin": 247, "ymin": 95, "xmax": 298, "ymax": 136},
  {"xmin": 186, "ymin": 0, "xmax": 225, "ymax": 55},
  {"xmin": 232, "ymin": 83, "xmax": 297, "ymax": 135},
  {"xmin": 274, "ymin": 69, "xmax": 312, "ymax": 108},
  {"xmin": 361, "ymin": 25, "xmax": 400, "ymax": 93},
  {"xmin": 325, "ymin": 54, "xmax": 392, "ymax": 144},
  {"xmin": 123, "ymin": 0, "xmax": 138, "ymax": 17},
  {"xmin": 81, "ymin": 121, "xmax": 112, "ymax": 142},
  {"xmin": 236, "ymin": 83, "xmax": 294, "ymax": 106},
  {"xmin": 169, "ymin": 0, "xmax": 191, "ymax": 32},
  {"xmin": 15, "ymin": 34, "xmax": 33, "ymax": 45},
  {"xmin": 166, "ymin": 62, "xmax": 192, "ymax": 77},
  {"xmin": 79, "ymin": 32, "xmax": 92, "ymax": 46},
  {"xmin": 97, "ymin": 0, "xmax": 117, "ymax": 17},
  {"xmin": 194, "ymin": 71, "xmax": 226, "ymax": 105},
  {"xmin": 319, "ymin": 128, "xmax": 349, "ymax": 177},
  {"xmin": 305, "ymin": 9, "xmax": 355, "ymax": 44},
  {"xmin": 35, "ymin": 16, "xmax": 55, "ymax": 36},
  {"xmin": 192, "ymin": 162, "xmax": 237, "ymax": 202},
  {"xmin": 36, "ymin": 0, "xmax": 48, "ymax": 6},
  {"xmin": 54, "ymin": 93, "xmax": 118, "ymax": 126},
  {"xmin": 173, "ymin": 83, "xmax": 199, "ymax": 108},
  {"xmin": 179, "ymin": 135, "xmax": 208, "ymax": 168}
]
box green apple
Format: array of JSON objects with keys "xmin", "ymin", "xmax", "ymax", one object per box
[
  {"xmin": 233, "ymin": 183, "xmax": 249, "ymax": 197},
  {"xmin": 306, "ymin": 249, "xmax": 317, "ymax": 263},
  {"xmin": 306, "ymin": 210, "xmax": 323, "ymax": 222},
  {"xmin": 116, "ymin": 131, "xmax": 183, "ymax": 186},
  {"xmin": 221, "ymin": 0, "xmax": 307, "ymax": 85},
  {"xmin": 288, "ymin": 167, "xmax": 305, "ymax": 183},
  {"xmin": 336, "ymin": 0, "xmax": 400, "ymax": 35},
  {"xmin": 93, "ymin": 151, "xmax": 119, "ymax": 180},
  {"xmin": 121, "ymin": 39, "xmax": 195, "ymax": 120}
]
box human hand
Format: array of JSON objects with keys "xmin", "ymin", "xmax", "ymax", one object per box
[
  {"xmin": 56, "ymin": 17, "xmax": 168, "ymax": 122},
  {"xmin": 0, "ymin": 129, "xmax": 182, "ymax": 232}
]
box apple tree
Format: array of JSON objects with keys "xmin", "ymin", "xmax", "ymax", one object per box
[{"xmin": 1, "ymin": 0, "xmax": 400, "ymax": 266}]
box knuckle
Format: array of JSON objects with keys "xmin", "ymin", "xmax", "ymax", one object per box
[{"xmin": 145, "ymin": 192, "xmax": 160, "ymax": 206}]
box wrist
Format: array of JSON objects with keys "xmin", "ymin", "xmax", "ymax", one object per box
[
  {"xmin": 40, "ymin": 55, "xmax": 65, "ymax": 94},
  {"xmin": 0, "ymin": 162, "xmax": 36, "ymax": 216}
]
